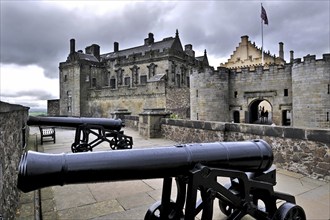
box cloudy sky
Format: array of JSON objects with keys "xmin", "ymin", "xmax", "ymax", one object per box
[{"xmin": 1, "ymin": 0, "xmax": 329, "ymax": 111}]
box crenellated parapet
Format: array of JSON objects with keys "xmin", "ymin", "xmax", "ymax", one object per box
[{"xmin": 293, "ymin": 53, "xmax": 330, "ymax": 67}]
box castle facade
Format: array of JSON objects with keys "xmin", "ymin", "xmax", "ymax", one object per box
[
  {"xmin": 59, "ymin": 31, "xmax": 208, "ymax": 119},
  {"xmin": 57, "ymin": 32, "xmax": 330, "ymax": 129}
]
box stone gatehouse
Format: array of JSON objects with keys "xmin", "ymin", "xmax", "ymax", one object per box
[{"xmin": 190, "ymin": 36, "xmax": 330, "ymax": 129}]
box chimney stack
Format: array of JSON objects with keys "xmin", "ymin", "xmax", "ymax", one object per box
[
  {"xmin": 70, "ymin": 39, "xmax": 75, "ymax": 54},
  {"xmin": 85, "ymin": 44, "xmax": 100, "ymax": 60},
  {"xmin": 279, "ymin": 42, "xmax": 284, "ymax": 60},
  {"xmin": 114, "ymin": 42, "xmax": 119, "ymax": 52},
  {"xmin": 185, "ymin": 44, "xmax": 195, "ymax": 57},
  {"xmin": 144, "ymin": 33, "xmax": 154, "ymax": 45},
  {"xmin": 290, "ymin": 50, "xmax": 294, "ymax": 63}
]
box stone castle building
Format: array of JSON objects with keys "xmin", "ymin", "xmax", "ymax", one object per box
[
  {"xmin": 191, "ymin": 36, "xmax": 330, "ymax": 128},
  {"xmin": 59, "ymin": 30, "xmax": 208, "ymax": 119},
  {"xmin": 56, "ymin": 31, "xmax": 330, "ymax": 129}
]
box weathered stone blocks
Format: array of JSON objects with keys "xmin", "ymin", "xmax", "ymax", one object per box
[{"xmin": 160, "ymin": 119, "xmax": 330, "ymax": 180}]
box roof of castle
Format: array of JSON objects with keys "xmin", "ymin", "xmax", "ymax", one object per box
[
  {"xmin": 101, "ymin": 36, "xmax": 180, "ymax": 60},
  {"xmin": 221, "ymin": 35, "xmax": 285, "ymax": 69},
  {"xmin": 76, "ymin": 52, "xmax": 100, "ymax": 62}
]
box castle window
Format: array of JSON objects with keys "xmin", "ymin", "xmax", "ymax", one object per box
[
  {"xmin": 249, "ymin": 56, "xmax": 253, "ymax": 61},
  {"xmin": 116, "ymin": 68, "xmax": 123, "ymax": 85},
  {"xmin": 92, "ymin": 78, "xmax": 97, "ymax": 88},
  {"xmin": 64, "ymin": 75, "xmax": 67, "ymax": 82},
  {"xmin": 284, "ymin": 89, "xmax": 288, "ymax": 96},
  {"xmin": 124, "ymin": 77, "xmax": 130, "ymax": 87},
  {"xmin": 328, "ymin": 84, "xmax": 329, "ymax": 94},
  {"xmin": 131, "ymin": 65, "xmax": 139, "ymax": 85},
  {"xmin": 187, "ymin": 76, "xmax": 190, "ymax": 88},
  {"xmin": 86, "ymin": 75, "xmax": 90, "ymax": 82},
  {"xmin": 171, "ymin": 61, "xmax": 176, "ymax": 82},
  {"xmin": 234, "ymin": 91, "xmax": 238, "ymax": 98},
  {"xmin": 327, "ymin": 112, "xmax": 329, "ymax": 122},
  {"xmin": 67, "ymin": 90, "xmax": 72, "ymax": 113},
  {"xmin": 140, "ymin": 75, "xmax": 147, "ymax": 85},
  {"xmin": 181, "ymin": 66, "xmax": 186, "ymax": 85},
  {"xmin": 110, "ymin": 78, "xmax": 116, "ymax": 89},
  {"xmin": 103, "ymin": 71, "xmax": 109, "ymax": 87},
  {"xmin": 147, "ymin": 63, "xmax": 157, "ymax": 79},
  {"xmin": 196, "ymin": 90, "xmax": 198, "ymax": 98},
  {"xmin": 176, "ymin": 74, "xmax": 181, "ymax": 87}
]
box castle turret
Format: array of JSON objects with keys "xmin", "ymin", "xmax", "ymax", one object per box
[{"xmin": 292, "ymin": 54, "xmax": 330, "ymax": 128}]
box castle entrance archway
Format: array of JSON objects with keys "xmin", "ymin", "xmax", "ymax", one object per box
[{"xmin": 248, "ymin": 99, "xmax": 272, "ymax": 124}]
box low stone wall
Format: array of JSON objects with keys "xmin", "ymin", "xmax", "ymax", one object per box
[
  {"xmin": 124, "ymin": 115, "xmax": 139, "ymax": 131},
  {"xmin": 161, "ymin": 119, "xmax": 330, "ymax": 181},
  {"xmin": 0, "ymin": 102, "xmax": 29, "ymax": 219}
]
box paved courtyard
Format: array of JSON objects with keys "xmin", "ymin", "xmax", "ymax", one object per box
[{"xmin": 17, "ymin": 127, "xmax": 329, "ymax": 220}]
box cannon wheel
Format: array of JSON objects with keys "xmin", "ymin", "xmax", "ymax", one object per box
[
  {"xmin": 117, "ymin": 139, "xmax": 132, "ymax": 149},
  {"xmin": 218, "ymin": 199, "xmax": 235, "ymax": 216},
  {"xmin": 71, "ymin": 143, "xmax": 78, "ymax": 153},
  {"xmin": 144, "ymin": 201, "xmax": 183, "ymax": 220},
  {"xmin": 273, "ymin": 202, "xmax": 306, "ymax": 220},
  {"xmin": 72, "ymin": 143, "xmax": 92, "ymax": 153}
]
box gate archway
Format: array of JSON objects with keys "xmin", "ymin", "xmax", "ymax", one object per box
[{"xmin": 248, "ymin": 99, "xmax": 272, "ymax": 124}]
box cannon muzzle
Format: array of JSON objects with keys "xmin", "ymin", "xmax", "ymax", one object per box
[{"xmin": 18, "ymin": 140, "xmax": 273, "ymax": 192}]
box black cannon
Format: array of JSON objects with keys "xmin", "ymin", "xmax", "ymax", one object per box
[
  {"xmin": 17, "ymin": 140, "xmax": 306, "ymax": 220},
  {"xmin": 27, "ymin": 116, "xmax": 133, "ymax": 152}
]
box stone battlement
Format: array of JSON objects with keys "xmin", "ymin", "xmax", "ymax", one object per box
[
  {"xmin": 293, "ymin": 53, "xmax": 330, "ymax": 65},
  {"xmin": 161, "ymin": 118, "xmax": 330, "ymax": 180}
]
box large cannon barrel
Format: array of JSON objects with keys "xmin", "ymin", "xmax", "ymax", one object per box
[
  {"xmin": 17, "ymin": 140, "xmax": 273, "ymax": 193},
  {"xmin": 27, "ymin": 116, "xmax": 123, "ymax": 131}
]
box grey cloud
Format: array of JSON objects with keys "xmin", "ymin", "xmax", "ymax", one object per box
[
  {"xmin": 1, "ymin": 1, "xmax": 173, "ymax": 78},
  {"xmin": 2, "ymin": 90, "xmax": 57, "ymax": 100},
  {"xmin": 1, "ymin": 0, "xmax": 329, "ymax": 76}
]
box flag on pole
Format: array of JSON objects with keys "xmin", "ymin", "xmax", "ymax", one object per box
[{"xmin": 261, "ymin": 5, "xmax": 268, "ymax": 25}]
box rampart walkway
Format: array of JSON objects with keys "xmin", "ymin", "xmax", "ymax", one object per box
[{"xmin": 16, "ymin": 127, "xmax": 329, "ymax": 219}]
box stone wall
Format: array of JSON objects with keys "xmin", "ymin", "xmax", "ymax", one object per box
[
  {"xmin": 161, "ymin": 119, "xmax": 330, "ymax": 181},
  {"xmin": 166, "ymin": 87, "xmax": 190, "ymax": 119},
  {"xmin": 292, "ymin": 54, "xmax": 330, "ymax": 128},
  {"xmin": 0, "ymin": 102, "xmax": 29, "ymax": 219},
  {"xmin": 190, "ymin": 67, "xmax": 229, "ymax": 121},
  {"xmin": 124, "ymin": 115, "xmax": 139, "ymax": 131},
  {"xmin": 87, "ymin": 82, "xmax": 167, "ymax": 118},
  {"xmin": 47, "ymin": 99, "xmax": 60, "ymax": 116}
]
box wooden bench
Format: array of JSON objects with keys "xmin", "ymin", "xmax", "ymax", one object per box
[{"xmin": 39, "ymin": 126, "xmax": 56, "ymax": 145}]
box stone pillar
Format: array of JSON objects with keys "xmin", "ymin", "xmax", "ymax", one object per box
[
  {"xmin": 139, "ymin": 108, "xmax": 171, "ymax": 138},
  {"xmin": 111, "ymin": 109, "xmax": 131, "ymax": 122}
]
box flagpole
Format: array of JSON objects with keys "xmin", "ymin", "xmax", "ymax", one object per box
[{"xmin": 261, "ymin": 3, "xmax": 264, "ymax": 66}]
